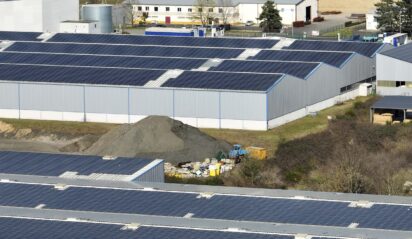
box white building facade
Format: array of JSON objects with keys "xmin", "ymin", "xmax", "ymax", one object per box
[
  {"xmin": 0, "ymin": 0, "xmax": 79, "ymax": 32},
  {"xmin": 131, "ymin": 0, "xmax": 318, "ymax": 26}
]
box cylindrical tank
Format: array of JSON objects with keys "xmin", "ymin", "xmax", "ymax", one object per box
[{"xmin": 82, "ymin": 4, "xmax": 113, "ymax": 33}]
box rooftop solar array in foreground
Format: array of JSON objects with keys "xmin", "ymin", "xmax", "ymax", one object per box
[
  {"xmin": 6, "ymin": 41, "xmax": 244, "ymax": 59},
  {"xmin": 0, "ymin": 31, "xmax": 42, "ymax": 42},
  {"xmin": 1, "ymin": 182, "xmax": 412, "ymax": 231},
  {"xmin": 0, "ymin": 217, "xmax": 295, "ymax": 239},
  {"xmin": 48, "ymin": 33, "xmax": 279, "ymax": 49},
  {"xmin": 211, "ymin": 60, "xmax": 319, "ymax": 79},
  {"xmin": 285, "ymin": 40, "xmax": 383, "ymax": 57},
  {"xmin": 0, "ymin": 151, "xmax": 154, "ymax": 177},
  {"xmin": 162, "ymin": 71, "xmax": 283, "ymax": 91},
  {"xmin": 0, "ymin": 64, "xmax": 165, "ymax": 86},
  {"xmin": 0, "ymin": 52, "xmax": 206, "ymax": 70},
  {"xmin": 250, "ymin": 50, "xmax": 354, "ymax": 67}
]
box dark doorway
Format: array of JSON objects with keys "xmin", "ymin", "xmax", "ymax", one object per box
[{"xmin": 306, "ymin": 6, "xmax": 311, "ymax": 21}]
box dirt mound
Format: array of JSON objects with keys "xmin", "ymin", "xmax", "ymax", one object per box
[
  {"xmin": 0, "ymin": 121, "xmax": 15, "ymax": 134},
  {"xmin": 86, "ymin": 116, "xmax": 231, "ymax": 163}
]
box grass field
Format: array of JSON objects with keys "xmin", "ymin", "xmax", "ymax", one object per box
[{"xmin": 201, "ymin": 96, "xmax": 373, "ymax": 158}]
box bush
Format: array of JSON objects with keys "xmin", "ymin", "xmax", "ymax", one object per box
[
  {"xmin": 313, "ymin": 17, "xmax": 324, "ymax": 22},
  {"xmin": 304, "ymin": 20, "xmax": 312, "ymax": 25},
  {"xmin": 293, "ymin": 21, "xmax": 305, "ymax": 27}
]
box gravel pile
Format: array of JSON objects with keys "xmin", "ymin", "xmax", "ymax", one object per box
[{"xmin": 86, "ymin": 116, "xmax": 231, "ymax": 163}]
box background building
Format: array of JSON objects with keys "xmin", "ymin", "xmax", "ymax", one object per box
[
  {"xmin": 131, "ymin": 0, "xmax": 318, "ymax": 25},
  {"xmin": 0, "ymin": 0, "xmax": 79, "ymax": 32},
  {"xmin": 377, "ymin": 43, "xmax": 412, "ymax": 96}
]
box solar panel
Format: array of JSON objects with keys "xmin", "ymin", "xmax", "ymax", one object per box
[
  {"xmin": 250, "ymin": 50, "xmax": 354, "ymax": 67},
  {"xmin": 0, "ymin": 151, "xmax": 154, "ymax": 176},
  {"xmin": 0, "ymin": 64, "xmax": 164, "ymax": 86},
  {"xmin": 285, "ymin": 40, "xmax": 384, "ymax": 57},
  {"xmin": 47, "ymin": 33, "xmax": 279, "ymax": 49},
  {"xmin": 210, "ymin": 60, "xmax": 319, "ymax": 79},
  {"xmin": 162, "ymin": 71, "xmax": 283, "ymax": 91},
  {"xmin": 1, "ymin": 182, "xmax": 412, "ymax": 231},
  {"xmin": 0, "ymin": 217, "xmax": 294, "ymax": 239},
  {"xmin": 0, "ymin": 52, "xmax": 206, "ymax": 70},
  {"xmin": 5, "ymin": 42, "xmax": 244, "ymax": 59},
  {"xmin": 0, "ymin": 31, "xmax": 42, "ymax": 41}
]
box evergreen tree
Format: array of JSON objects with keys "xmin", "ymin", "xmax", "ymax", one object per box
[
  {"xmin": 375, "ymin": 0, "xmax": 398, "ymax": 32},
  {"xmin": 397, "ymin": 0, "xmax": 412, "ymax": 34},
  {"xmin": 258, "ymin": 1, "xmax": 282, "ymax": 32}
]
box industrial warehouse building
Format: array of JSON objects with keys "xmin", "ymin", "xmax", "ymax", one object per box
[
  {"xmin": 131, "ymin": 0, "xmax": 318, "ymax": 25},
  {"xmin": 376, "ymin": 43, "xmax": 412, "ymax": 96},
  {"xmin": 0, "ymin": 0, "xmax": 79, "ymax": 32},
  {"xmin": 0, "ymin": 151, "xmax": 164, "ymax": 182},
  {"xmin": 0, "ymin": 31, "xmax": 390, "ymax": 130},
  {"xmin": 0, "ymin": 174, "xmax": 412, "ymax": 238}
]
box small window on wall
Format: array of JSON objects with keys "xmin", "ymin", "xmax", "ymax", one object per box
[
  {"xmin": 145, "ymin": 6, "xmax": 149, "ymax": 11},
  {"xmin": 138, "ymin": 6, "xmax": 142, "ymax": 11},
  {"xmin": 198, "ymin": 8, "xmax": 202, "ymax": 12},
  {"xmin": 188, "ymin": 8, "xmax": 192, "ymax": 12},
  {"xmin": 154, "ymin": 7, "xmax": 158, "ymax": 11},
  {"xmin": 218, "ymin": 8, "xmax": 223, "ymax": 13},
  {"xmin": 209, "ymin": 8, "xmax": 213, "ymax": 12},
  {"xmin": 166, "ymin": 7, "xmax": 170, "ymax": 11},
  {"xmin": 396, "ymin": 81, "xmax": 406, "ymax": 87},
  {"xmin": 178, "ymin": 7, "xmax": 182, "ymax": 12}
]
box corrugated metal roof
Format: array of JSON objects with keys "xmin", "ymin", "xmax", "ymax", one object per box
[
  {"xmin": 130, "ymin": 0, "xmax": 303, "ymax": 6},
  {"xmin": 379, "ymin": 43, "xmax": 412, "ymax": 63},
  {"xmin": 372, "ymin": 96, "xmax": 412, "ymax": 110}
]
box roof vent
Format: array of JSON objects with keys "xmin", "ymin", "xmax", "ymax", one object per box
[
  {"xmin": 121, "ymin": 223, "xmax": 140, "ymax": 231},
  {"xmin": 54, "ymin": 184, "xmax": 69, "ymax": 190},
  {"xmin": 225, "ymin": 228, "xmax": 247, "ymax": 233},
  {"xmin": 197, "ymin": 192, "xmax": 214, "ymax": 199},
  {"xmin": 348, "ymin": 200, "xmax": 374, "ymax": 208},
  {"xmin": 295, "ymin": 234, "xmax": 311, "ymax": 239},
  {"xmin": 102, "ymin": 155, "xmax": 118, "ymax": 160}
]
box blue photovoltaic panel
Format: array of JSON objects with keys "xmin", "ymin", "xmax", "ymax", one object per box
[
  {"xmin": 0, "ymin": 52, "xmax": 206, "ymax": 70},
  {"xmin": 250, "ymin": 50, "xmax": 354, "ymax": 67},
  {"xmin": 5, "ymin": 42, "xmax": 244, "ymax": 59},
  {"xmin": 0, "ymin": 64, "xmax": 164, "ymax": 86},
  {"xmin": 0, "ymin": 31, "xmax": 42, "ymax": 41},
  {"xmin": 162, "ymin": 71, "xmax": 283, "ymax": 91},
  {"xmin": 0, "ymin": 151, "xmax": 154, "ymax": 176},
  {"xmin": 47, "ymin": 33, "xmax": 279, "ymax": 49},
  {"xmin": 285, "ymin": 40, "xmax": 384, "ymax": 57},
  {"xmin": 0, "ymin": 217, "xmax": 294, "ymax": 239},
  {"xmin": 1, "ymin": 182, "xmax": 412, "ymax": 231},
  {"xmin": 210, "ymin": 60, "xmax": 319, "ymax": 79}
]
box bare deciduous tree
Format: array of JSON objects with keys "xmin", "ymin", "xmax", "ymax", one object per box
[{"xmin": 193, "ymin": 0, "xmax": 217, "ymax": 25}]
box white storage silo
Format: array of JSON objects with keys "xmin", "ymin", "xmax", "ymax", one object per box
[{"xmin": 82, "ymin": 4, "xmax": 113, "ymax": 33}]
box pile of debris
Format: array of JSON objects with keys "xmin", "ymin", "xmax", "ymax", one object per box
[{"xmin": 165, "ymin": 158, "xmax": 237, "ymax": 178}]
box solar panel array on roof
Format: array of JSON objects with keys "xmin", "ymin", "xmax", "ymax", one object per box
[
  {"xmin": 0, "ymin": 52, "xmax": 206, "ymax": 70},
  {"xmin": 1, "ymin": 182, "xmax": 412, "ymax": 231},
  {"xmin": 6, "ymin": 42, "xmax": 244, "ymax": 59},
  {"xmin": 47, "ymin": 33, "xmax": 279, "ymax": 49},
  {"xmin": 0, "ymin": 64, "xmax": 165, "ymax": 86},
  {"xmin": 162, "ymin": 71, "xmax": 283, "ymax": 91},
  {"xmin": 250, "ymin": 50, "xmax": 354, "ymax": 67},
  {"xmin": 379, "ymin": 43, "xmax": 412, "ymax": 63},
  {"xmin": 210, "ymin": 60, "xmax": 319, "ymax": 79},
  {"xmin": 285, "ymin": 40, "xmax": 383, "ymax": 57},
  {"xmin": 0, "ymin": 31, "xmax": 42, "ymax": 42},
  {"xmin": 0, "ymin": 151, "xmax": 154, "ymax": 176},
  {"xmin": 0, "ymin": 217, "xmax": 294, "ymax": 239}
]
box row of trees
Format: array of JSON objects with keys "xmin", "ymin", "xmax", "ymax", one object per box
[{"xmin": 376, "ymin": 0, "xmax": 412, "ymax": 34}]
